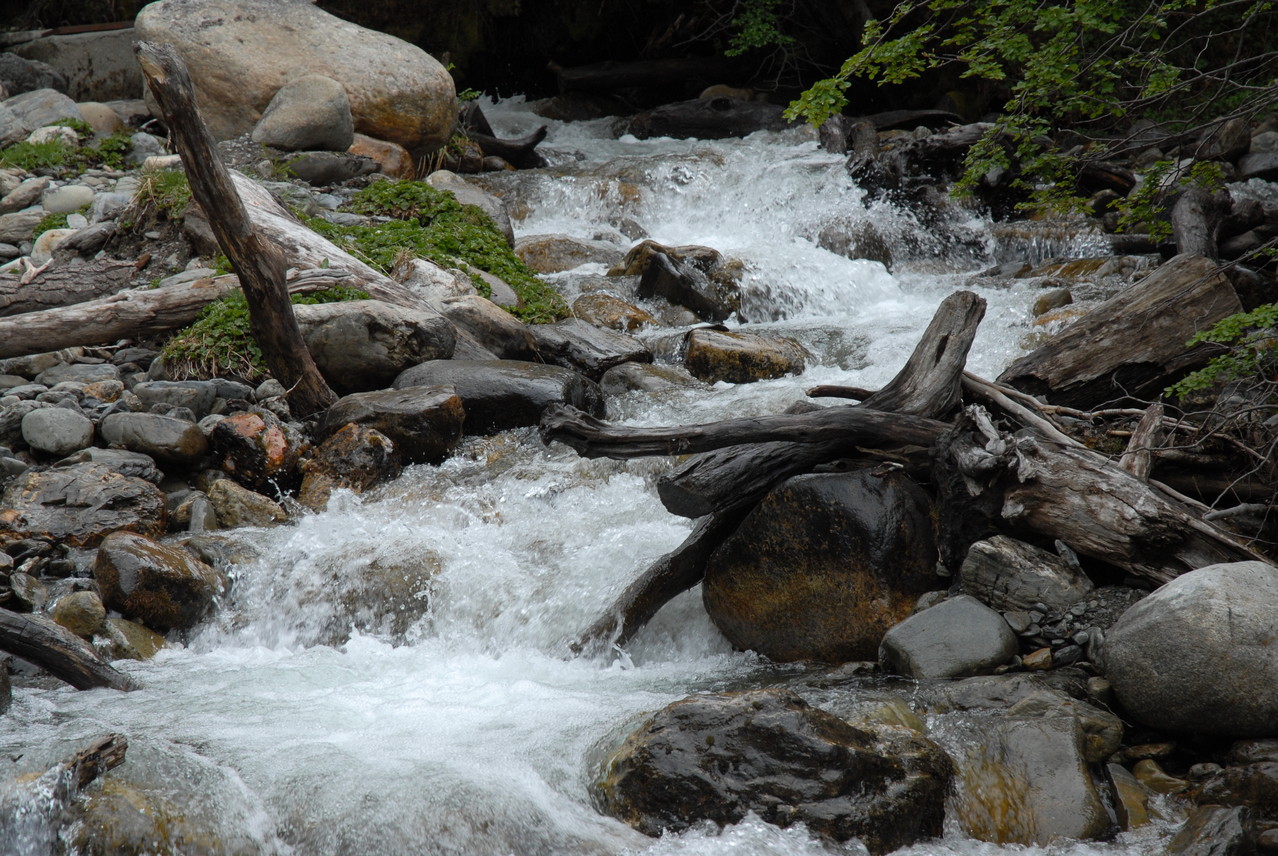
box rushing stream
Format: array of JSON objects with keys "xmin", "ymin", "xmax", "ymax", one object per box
[{"xmin": 0, "ymin": 99, "xmax": 1175, "ymax": 856}]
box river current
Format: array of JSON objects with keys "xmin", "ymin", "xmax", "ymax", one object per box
[{"xmin": 0, "ymin": 99, "xmax": 1173, "ymax": 855}]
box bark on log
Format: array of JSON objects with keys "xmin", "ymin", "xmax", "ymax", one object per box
[
  {"xmin": 0, "ymin": 270, "xmax": 351, "ymax": 361},
  {"xmin": 571, "ymin": 509, "xmax": 747, "ymax": 655},
  {"xmin": 998, "ymin": 253, "xmax": 1242, "ymax": 409},
  {"xmin": 59, "ymin": 733, "xmax": 128, "ymax": 791},
  {"xmin": 0, "ymin": 258, "xmax": 136, "ymax": 318},
  {"xmin": 136, "ymin": 41, "xmax": 336, "ymax": 417},
  {"xmin": 0, "ymin": 608, "xmax": 138, "ymax": 691},
  {"xmin": 1171, "ymin": 187, "xmax": 1227, "ymax": 259},
  {"xmin": 1119, "ymin": 403, "xmax": 1166, "ymax": 480}
]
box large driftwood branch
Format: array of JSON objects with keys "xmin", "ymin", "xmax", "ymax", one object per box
[
  {"xmin": 136, "ymin": 41, "xmax": 335, "ymax": 417},
  {"xmin": 0, "ymin": 609, "xmax": 138, "ymax": 691},
  {"xmin": 0, "ymin": 258, "xmax": 137, "ymax": 318},
  {"xmin": 571, "ymin": 509, "xmax": 747, "ymax": 655},
  {"xmin": 0, "ymin": 270, "xmax": 349, "ymax": 360}
]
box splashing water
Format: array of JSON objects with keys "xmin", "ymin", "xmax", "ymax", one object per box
[{"xmin": 0, "ymin": 98, "xmax": 1163, "ymax": 856}]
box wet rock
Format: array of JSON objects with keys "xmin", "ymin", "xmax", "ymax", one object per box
[
  {"xmin": 572, "ymin": 292, "xmax": 655, "ymax": 332},
  {"xmin": 170, "ymin": 491, "xmax": 218, "ymax": 534},
  {"xmin": 98, "ymin": 616, "xmax": 167, "ymax": 661},
  {"xmin": 703, "ymin": 470, "xmax": 939, "ymax": 663},
  {"xmin": 1004, "ymin": 690, "xmax": 1123, "ymax": 763},
  {"xmin": 0, "ymin": 463, "xmax": 166, "ymax": 548},
  {"xmin": 54, "ymin": 448, "xmax": 163, "ymax": 484},
  {"xmin": 299, "ymin": 423, "xmax": 401, "ymax": 510},
  {"xmin": 50, "ymin": 589, "xmax": 107, "ymax": 638},
  {"xmin": 600, "ymin": 362, "xmax": 704, "ymax": 396},
  {"xmin": 1167, "ymin": 805, "xmax": 1254, "ymax": 856},
  {"xmin": 684, "ymin": 328, "xmax": 808, "ymax": 384},
  {"xmin": 293, "ymin": 299, "xmax": 455, "ymax": 394},
  {"xmin": 93, "ymin": 531, "xmax": 226, "ymax": 632},
  {"xmin": 595, "ymin": 689, "xmax": 950, "ymax": 854},
  {"xmin": 514, "ymin": 233, "xmax": 619, "ymax": 273},
  {"xmin": 622, "ymin": 97, "xmax": 795, "ymax": 140},
  {"xmin": 252, "ymin": 73, "xmax": 354, "ymax": 152},
  {"xmin": 529, "ymin": 318, "xmax": 652, "ymax": 380},
  {"xmin": 0, "ymin": 400, "xmax": 45, "ymax": 447},
  {"xmin": 68, "ymin": 776, "xmax": 235, "ymax": 856},
  {"xmin": 207, "ymin": 478, "xmax": 287, "ymax": 529},
  {"xmin": 135, "ymin": 0, "xmax": 454, "ymax": 151},
  {"xmin": 637, "ymin": 249, "xmax": 741, "ymax": 323},
  {"xmin": 1239, "ymin": 152, "xmax": 1278, "ymax": 181},
  {"xmin": 316, "ymin": 385, "xmax": 463, "ymax": 465},
  {"xmin": 959, "ymin": 535, "xmax": 1094, "ymax": 612},
  {"xmin": 9, "ymin": 571, "xmax": 49, "ymax": 611},
  {"xmin": 208, "ymin": 409, "xmax": 308, "ymax": 493},
  {"xmin": 880, "ymin": 594, "xmax": 1018, "ymax": 679},
  {"xmin": 99, "ymin": 412, "xmax": 209, "ymax": 466},
  {"xmin": 1101, "ymin": 561, "xmax": 1278, "ymax": 737},
  {"xmin": 1197, "ymin": 762, "xmax": 1278, "ymax": 818},
  {"xmin": 1108, "ymin": 763, "xmax": 1158, "ymax": 830},
  {"xmin": 436, "ymin": 295, "xmax": 538, "ymax": 360},
  {"xmin": 950, "ymin": 713, "xmax": 1116, "ymax": 845},
  {"xmin": 1134, "ymin": 759, "xmax": 1190, "ymax": 795},
  {"xmin": 1229, "ymin": 740, "xmax": 1278, "ymax": 766},
  {"xmin": 393, "ymin": 360, "xmax": 605, "ymax": 435},
  {"xmin": 21, "ymin": 406, "xmax": 94, "ymax": 456},
  {"xmin": 0, "ymin": 661, "xmax": 8, "ymax": 713}
]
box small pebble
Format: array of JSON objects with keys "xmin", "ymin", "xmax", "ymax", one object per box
[
  {"xmin": 1023, "ymin": 648, "xmax": 1052, "ymax": 670},
  {"xmin": 1054, "ymin": 644, "xmax": 1083, "ymax": 665}
]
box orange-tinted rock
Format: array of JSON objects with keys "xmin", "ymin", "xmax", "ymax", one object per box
[
  {"xmin": 299, "ymin": 423, "xmax": 400, "ymax": 510},
  {"xmin": 209, "ymin": 409, "xmax": 308, "ymax": 492},
  {"xmin": 684, "ymin": 328, "xmax": 808, "ymax": 384},
  {"xmin": 572, "ymin": 293, "xmax": 656, "ymax": 332},
  {"xmin": 349, "ymin": 133, "xmax": 415, "ymax": 179}
]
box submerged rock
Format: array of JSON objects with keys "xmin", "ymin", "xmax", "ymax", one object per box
[
  {"xmin": 93, "ymin": 531, "xmax": 227, "ymax": 632},
  {"xmin": 703, "ymin": 470, "xmax": 939, "ymax": 662},
  {"xmin": 595, "ymin": 689, "xmax": 950, "ymax": 854}
]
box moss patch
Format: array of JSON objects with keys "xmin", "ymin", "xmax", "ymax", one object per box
[
  {"xmin": 0, "ymin": 123, "xmax": 134, "ymax": 175},
  {"xmin": 306, "ymin": 180, "xmax": 567, "ymax": 324},
  {"xmin": 159, "ymin": 286, "xmax": 370, "ymax": 382}
]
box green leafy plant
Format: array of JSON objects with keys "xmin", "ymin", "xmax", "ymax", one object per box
[
  {"xmin": 0, "ymin": 124, "xmax": 134, "ymax": 174},
  {"xmin": 307, "ymin": 180, "xmax": 567, "ymax": 324},
  {"xmin": 0, "ymin": 140, "xmax": 69, "ymax": 171},
  {"xmin": 131, "ymin": 167, "xmax": 192, "ymax": 218},
  {"xmin": 32, "ymin": 211, "xmax": 70, "ymax": 239},
  {"xmin": 1116, "ymin": 160, "xmax": 1227, "ymax": 243},
  {"xmin": 160, "ymin": 286, "xmax": 370, "ymax": 381},
  {"xmin": 725, "ymin": 0, "xmax": 797, "ymax": 57},
  {"xmin": 1167, "ymin": 304, "xmax": 1278, "ymax": 399}
]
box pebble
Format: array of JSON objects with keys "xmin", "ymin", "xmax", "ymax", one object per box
[
  {"xmin": 1132, "ymin": 759, "xmax": 1188, "ymax": 794},
  {"xmin": 1023, "ymin": 648, "xmax": 1053, "ymax": 670}
]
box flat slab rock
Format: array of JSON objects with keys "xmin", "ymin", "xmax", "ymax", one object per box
[
  {"xmin": 392, "ymin": 359, "xmax": 604, "ymax": 435},
  {"xmin": 0, "ymin": 462, "xmax": 166, "ymax": 549}
]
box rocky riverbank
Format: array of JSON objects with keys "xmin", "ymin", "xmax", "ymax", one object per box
[{"xmin": 2, "ymin": 1, "xmax": 1278, "ymax": 854}]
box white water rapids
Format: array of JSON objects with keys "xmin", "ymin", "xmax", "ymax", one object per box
[{"xmin": 1, "ymin": 99, "xmax": 1177, "ymax": 855}]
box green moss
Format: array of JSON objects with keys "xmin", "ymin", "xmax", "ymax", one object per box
[
  {"xmin": 33, "ymin": 211, "xmax": 70, "ymax": 239},
  {"xmin": 306, "ymin": 179, "xmax": 568, "ymax": 324},
  {"xmin": 0, "ymin": 140, "xmax": 68, "ymax": 171},
  {"xmin": 0, "ymin": 127, "xmax": 135, "ymax": 175},
  {"xmin": 131, "ymin": 168, "xmax": 192, "ymax": 219},
  {"xmin": 159, "ymin": 286, "xmax": 370, "ymax": 382}
]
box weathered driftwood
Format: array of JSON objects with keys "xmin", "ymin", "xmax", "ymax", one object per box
[
  {"xmin": 0, "ymin": 270, "xmax": 351, "ymax": 361},
  {"xmin": 0, "ymin": 258, "xmax": 136, "ymax": 318},
  {"xmin": 467, "ymin": 127, "xmax": 548, "ymax": 170},
  {"xmin": 1171, "ymin": 186, "xmax": 1227, "ymax": 259},
  {"xmin": 0, "ymin": 608, "xmax": 138, "ymax": 691},
  {"xmin": 58, "ymin": 733, "xmax": 128, "ymax": 790},
  {"xmin": 137, "ymin": 41, "xmax": 336, "ymax": 417},
  {"xmin": 571, "ymin": 509, "xmax": 748, "ymax": 655},
  {"xmin": 0, "ymin": 733, "xmax": 127, "ymax": 832},
  {"xmin": 1119, "ymin": 403, "xmax": 1166, "ymax": 480},
  {"xmin": 998, "ymin": 253, "xmax": 1242, "ymax": 409}
]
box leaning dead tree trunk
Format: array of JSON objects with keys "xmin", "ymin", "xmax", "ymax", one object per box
[
  {"xmin": 136, "ymin": 41, "xmax": 336, "ymax": 417},
  {"xmin": 0, "ymin": 608, "xmax": 138, "ymax": 691}
]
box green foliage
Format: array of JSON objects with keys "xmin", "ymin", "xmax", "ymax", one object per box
[
  {"xmin": 32, "ymin": 211, "xmax": 70, "ymax": 238},
  {"xmin": 160, "ymin": 286, "xmax": 370, "ymax": 382},
  {"xmin": 0, "ymin": 126, "xmax": 133, "ymax": 174},
  {"xmin": 1166, "ymin": 304, "xmax": 1278, "ymax": 399},
  {"xmin": 0, "ymin": 140, "xmax": 69, "ymax": 171},
  {"xmin": 307, "ymin": 179, "xmax": 568, "ymax": 324},
  {"xmin": 725, "ymin": 0, "xmax": 797, "ymax": 57},
  {"xmin": 131, "ymin": 168, "xmax": 192, "ymax": 218},
  {"xmin": 787, "ymin": 0, "xmax": 1277, "ymax": 214},
  {"xmin": 1116, "ymin": 160, "xmax": 1226, "ymax": 242}
]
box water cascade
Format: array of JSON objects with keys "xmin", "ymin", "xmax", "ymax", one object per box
[{"xmin": 0, "ymin": 98, "xmax": 1174, "ymax": 856}]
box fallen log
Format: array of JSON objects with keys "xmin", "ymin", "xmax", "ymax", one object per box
[
  {"xmin": 137, "ymin": 41, "xmax": 336, "ymax": 417},
  {"xmin": 466, "ymin": 126, "xmax": 548, "ymax": 170},
  {"xmin": 0, "ymin": 257, "xmax": 136, "ymax": 318},
  {"xmin": 0, "ymin": 608, "xmax": 138, "ymax": 691},
  {"xmin": 0, "ymin": 269, "xmax": 351, "ymax": 361},
  {"xmin": 571, "ymin": 509, "xmax": 747, "ymax": 655}
]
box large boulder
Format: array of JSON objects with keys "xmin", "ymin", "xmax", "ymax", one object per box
[
  {"xmin": 392, "ymin": 360, "xmax": 605, "ymax": 435},
  {"xmin": 134, "ymin": 0, "xmax": 455, "ymax": 153},
  {"xmin": 251, "ymin": 73, "xmax": 354, "ymax": 152},
  {"xmin": 595, "ymin": 689, "xmax": 951, "ymax": 854},
  {"xmin": 1101, "ymin": 561, "xmax": 1278, "ymax": 737},
  {"xmin": 684, "ymin": 328, "xmax": 808, "ymax": 384},
  {"xmin": 292, "ymin": 299, "xmax": 455, "ymax": 394},
  {"xmin": 702, "ymin": 470, "xmax": 940, "ymax": 662},
  {"xmin": 208, "ymin": 409, "xmax": 309, "ymax": 493},
  {"xmin": 315, "ymin": 385, "xmax": 465, "ymax": 465},
  {"xmin": 93, "ymin": 531, "xmax": 227, "ymax": 631},
  {"xmin": 0, "ymin": 463, "xmax": 166, "ymax": 549}
]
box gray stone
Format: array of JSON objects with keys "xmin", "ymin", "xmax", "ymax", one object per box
[
  {"xmin": 315, "ymin": 385, "xmax": 464, "ymax": 465},
  {"xmin": 50, "ymin": 589, "xmax": 106, "ymax": 638},
  {"xmin": 284, "ymin": 151, "xmax": 377, "ymax": 185},
  {"xmin": 0, "ymin": 53, "xmax": 66, "ymax": 96},
  {"xmin": 529, "ymin": 317, "xmax": 652, "ymax": 380},
  {"xmin": 0, "ymin": 176, "xmax": 50, "ymax": 215},
  {"xmin": 880, "ymin": 594, "xmax": 1018, "ymax": 679},
  {"xmin": 41, "ymin": 183, "xmax": 94, "ymax": 215},
  {"xmin": 207, "ymin": 478, "xmax": 287, "ymax": 529},
  {"xmin": 1251, "ymin": 131, "xmax": 1278, "ymax": 153},
  {"xmin": 0, "ymin": 462, "xmax": 166, "ymax": 548},
  {"xmin": 436, "ymin": 295, "xmax": 538, "ymax": 361},
  {"xmin": 1239, "ymin": 152, "xmax": 1278, "ymax": 181},
  {"xmin": 21, "ymin": 406, "xmax": 94, "ymax": 456},
  {"xmin": 1102, "ymin": 560, "xmax": 1278, "ymax": 737},
  {"xmin": 1167, "ymin": 805, "xmax": 1253, "ymax": 856},
  {"xmin": 10, "ymin": 28, "xmax": 144, "ymax": 102},
  {"xmin": 90, "ymin": 190, "xmax": 131, "ymax": 223},
  {"xmin": 131, "ymin": 380, "xmax": 220, "ymax": 419},
  {"xmin": 960, "ymin": 535, "xmax": 1094, "ymax": 612},
  {"xmin": 514, "ymin": 233, "xmax": 620, "ymax": 273},
  {"xmin": 252, "ymin": 73, "xmax": 354, "ymax": 152},
  {"xmin": 135, "ymin": 0, "xmax": 455, "ymax": 151},
  {"xmin": 600, "ymin": 362, "xmax": 704, "ymax": 396},
  {"xmin": 35, "ymin": 362, "xmax": 119, "ymax": 386},
  {"xmin": 1004, "ymin": 690, "xmax": 1124, "ymax": 764},
  {"xmin": 54, "ymin": 447, "xmax": 163, "ymax": 483},
  {"xmin": 426, "ymin": 169, "xmax": 514, "ymax": 245},
  {"xmin": 99, "ymin": 412, "xmax": 210, "ymax": 466},
  {"xmin": 393, "ymin": 359, "xmax": 604, "ymax": 435},
  {"xmin": 0, "ymin": 209, "xmax": 42, "ymax": 244},
  {"xmin": 125, "ymin": 131, "xmax": 167, "ymax": 165},
  {"xmin": 4, "ymin": 88, "xmax": 82, "ymax": 131},
  {"xmin": 292, "ymin": 299, "xmax": 456, "ymax": 395}
]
